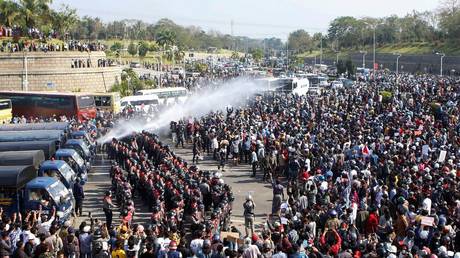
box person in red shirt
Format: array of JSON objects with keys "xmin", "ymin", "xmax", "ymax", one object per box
[
  {"xmin": 366, "ymin": 207, "xmax": 379, "ymax": 235},
  {"xmin": 319, "ymin": 229, "xmax": 342, "ymax": 256}
]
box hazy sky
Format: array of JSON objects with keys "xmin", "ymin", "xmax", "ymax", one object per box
[{"xmin": 53, "ymin": 0, "xmax": 440, "ymax": 39}]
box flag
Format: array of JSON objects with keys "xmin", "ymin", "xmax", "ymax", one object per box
[{"xmin": 362, "ymin": 145, "xmax": 370, "ymax": 156}]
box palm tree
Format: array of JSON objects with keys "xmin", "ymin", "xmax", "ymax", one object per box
[
  {"xmin": 156, "ymin": 29, "xmax": 176, "ymax": 50},
  {"xmin": 19, "ymin": 0, "xmax": 52, "ymax": 28},
  {"xmin": 0, "ymin": 0, "xmax": 20, "ymax": 27}
]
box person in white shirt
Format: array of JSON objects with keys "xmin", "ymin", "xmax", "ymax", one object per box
[{"xmin": 242, "ymin": 238, "xmax": 261, "ymax": 258}]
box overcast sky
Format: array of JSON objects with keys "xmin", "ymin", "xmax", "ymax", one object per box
[{"xmin": 53, "ymin": 0, "xmax": 440, "ymax": 39}]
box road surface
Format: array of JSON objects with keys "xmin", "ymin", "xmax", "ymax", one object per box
[{"xmin": 77, "ymin": 140, "xmax": 274, "ymax": 233}]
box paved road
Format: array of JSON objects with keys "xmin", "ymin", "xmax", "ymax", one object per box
[
  {"xmin": 75, "ymin": 153, "xmax": 150, "ymax": 228},
  {"xmin": 164, "ymin": 138, "xmax": 273, "ymax": 233},
  {"xmin": 76, "ymin": 142, "xmax": 274, "ymax": 234}
]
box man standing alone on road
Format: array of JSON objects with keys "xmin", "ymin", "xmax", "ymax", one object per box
[
  {"xmin": 243, "ymin": 195, "xmax": 256, "ymax": 237},
  {"xmin": 73, "ymin": 178, "xmax": 85, "ymax": 217}
]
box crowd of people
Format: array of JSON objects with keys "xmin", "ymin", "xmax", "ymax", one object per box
[
  {"xmin": 103, "ymin": 130, "xmax": 234, "ymax": 257},
  {"xmin": 0, "ymin": 39, "xmax": 106, "ymax": 53},
  {"xmin": 170, "ymin": 72, "xmax": 460, "ymax": 257},
  {"xmin": 0, "ymin": 69, "xmax": 459, "ymax": 258}
]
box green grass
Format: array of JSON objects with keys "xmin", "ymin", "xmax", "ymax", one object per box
[{"xmin": 296, "ymin": 42, "xmax": 460, "ymax": 58}]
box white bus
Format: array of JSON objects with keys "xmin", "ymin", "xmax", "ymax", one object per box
[
  {"xmin": 307, "ymin": 74, "xmax": 328, "ymax": 95},
  {"xmin": 135, "ymin": 87, "xmax": 189, "ymax": 105},
  {"xmin": 256, "ymin": 77, "xmax": 309, "ymax": 96},
  {"xmin": 120, "ymin": 95, "xmax": 160, "ymax": 113}
]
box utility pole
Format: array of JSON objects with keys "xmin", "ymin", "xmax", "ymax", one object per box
[
  {"xmin": 23, "ymin": 50, "xmax": 29, "ymax": 91},
  {"xmin": 436, "ymin": 52, "xmax": 445, "ymax": 76},
  {"xmin": 373, "ymin": 26, "xmax": 376, "ymax": 70},
  {"xmin": 286, "ymin": 37, "xmax": 289, "ymax": 73}
]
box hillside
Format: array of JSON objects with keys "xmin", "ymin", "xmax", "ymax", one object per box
[{"xmin": 296, "ymin": 42, "xmax": 460, "ymax": 59}]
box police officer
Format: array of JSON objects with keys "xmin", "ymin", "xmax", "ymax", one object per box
[{"xmin": 103, "ymin": 191, "xmax": 116, "ymax": 228}]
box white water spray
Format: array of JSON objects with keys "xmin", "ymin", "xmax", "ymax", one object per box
[{"xmin": 98, "ymin": 78, "xmax": 263, "ymax": 143}]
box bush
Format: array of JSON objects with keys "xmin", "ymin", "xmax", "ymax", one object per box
[
  {"xmin": 380, "ymin": 91, "xmax": 393, "ymax": 103},
  {"xmin": 430, "ymin": 102, "xmax": 441, "ymax": 114}
]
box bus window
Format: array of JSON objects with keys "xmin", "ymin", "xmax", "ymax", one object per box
[
  {"xmin": 36, "ymin": 96, "xmax": 74, "ymax": 110},
  {"xmin": 0, "ymin": 99, "xmax": 12, "ymax": 124},
  {"xmin": 77, "ymin": 96, "xmax": 95, "ymax": 108},
  {"xmin": 95, "ymin": 96, "xmax": 111, "ymax": 107}
]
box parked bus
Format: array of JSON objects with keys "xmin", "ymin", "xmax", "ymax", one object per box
[
  {"xmin": 307, "ymin": 74, "xmax": 328, "ymax": 95},
  {"xmin": 0, "ymin": 99, "xmax": 12, "ymax": 124},
  {"xmin": 92, "ymin": 92, "xmax": 121, "ymax": 114},
  {"xmin": 0, "ymin": 91, "xmax": 96, "ymax": 121},
  {"xmin": 135, "ymin": 87, "xmax": 189, "ymax": 104},
  {"xmin": 120, "ymin": 95, "xmax": 160, "ymax": 112}
]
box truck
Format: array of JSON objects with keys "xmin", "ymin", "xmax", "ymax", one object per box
[
  {"xmin": 38, "ymin": 160, "xmax": 77, "ymax": 193},
  {"xmin": 0, "ymin": 141, "xmax": 56, "ymax": 159},
  {"xmin": 0, "ymin": 122, "xmax": 71, "ymax": 133},
  {"xmin": 0, "ymin": 150, "xmax": 45, "ymax": 169},
  {"xmin": 55, "ymin": 149, "xmax": 89, "ymax": 184},
  {"xmin": 63, "ymin": 139, "xmax": 93, "ymax": 162},
  {"xmin": 0, "ymin": 150, "xmax": 77, "ymax": 195},
  {"xmin": 0, "ymin": 166, "xmax": 74, "ymax": 222},
  {"xmin": 0, "ymin": 130, "xmax": 66, "ymax": 148}
]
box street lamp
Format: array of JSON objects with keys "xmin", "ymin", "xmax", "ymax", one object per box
[
  {"xmin": 393, "ymin": 53, "xmax": 402, "ymax": 75},
  {"xmin": 359, "ymin": 51, "xmax": 367, "ymax": 68},
  {"xmin": 436, "ymin": 52, "xmax": 445, "ymax": 76}
]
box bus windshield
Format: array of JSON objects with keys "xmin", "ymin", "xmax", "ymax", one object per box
[
  {"xmin": 94, "ymin": 96, "xmax": 111, "ymax": 107},
  {"xmin": 77, "ymin": 96, "xmax": 95, "ymax": 108},
  {"xmin": 274, "ymin": 79, "xmax": 293, "ymax": 91}
]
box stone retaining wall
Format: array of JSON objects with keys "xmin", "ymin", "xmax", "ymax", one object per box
[{"xmin": 0, "ymin": 51, "xmax": 121, "ymax": 92}]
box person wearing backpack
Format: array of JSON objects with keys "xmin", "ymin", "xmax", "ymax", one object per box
[
  {"xmin": 125, "ymin": 235, "xmax": 141, "ymax": 258},
  {"xmin": 44, "ymin": 226, "xmax": 63, "ymax": 257},
  {"xmin": 92, "ymin": 229, "xmax": 109, "ymax": 258}
]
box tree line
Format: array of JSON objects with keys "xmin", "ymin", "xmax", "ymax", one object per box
[
  {"xmin": 288, "ymin": 0, "xmax": 460, "ymax": 54},
  {"xmin": 1, "ymin": 0, "xmax": 460, "ymax": 55}
]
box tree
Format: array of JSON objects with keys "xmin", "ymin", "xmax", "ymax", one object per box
[
  {"xmin": 156, "ymin": 29, "xmax": 176, "ymax": 49},
  {"xmin": 19, "ymin": 0, "xmax": 53, "ymax": 29},
  {"xmin": 138, "ymin": 41, "xmax": 150, "ymax": 58},
  {"xmin": 288, "ymin": 29, "xmax": 312, "ymax": 53},
  {"xmin": 127, "ymin": 41, "xmax": 138, "ymax": 57},
  {"xmin": 110, "ymin": 42, "xmax": 123, "ymax": 52},
  {"xmin": 194, "ymin": 63, "xmax": 208, "ymax": 74},
  {"xmin": 251, "ymin": 48, "xmax": 264, "ymax": 62},
  {"xmin": 231, "ymin": 51, "xmax": 240, "ymax": 60},
  {"xmin": 149, "ymin": 41, "xmax": 160, "ymax": 52},
  {"xmin": 345, "ymin": 59, "xmax": 355, "ymax": 78},
  {"xmin": 51, "ymin": 4, "xmax": 78, "ymax": 38},
  {"xmin": 0, "ymin": 0, "xmax": 20, "ymax": 27},
  {"xmin": 336, "ymin": 60, "xmax": 346, "ymax": 75}
]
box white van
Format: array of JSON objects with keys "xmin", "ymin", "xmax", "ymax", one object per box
[
  {"xmin": 257, "ymin": 77, "xmax": 309, "ymax": 96},
  {"xmin": 120, "ymin": 95, "xmax": 160, "ymax": 113}
]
